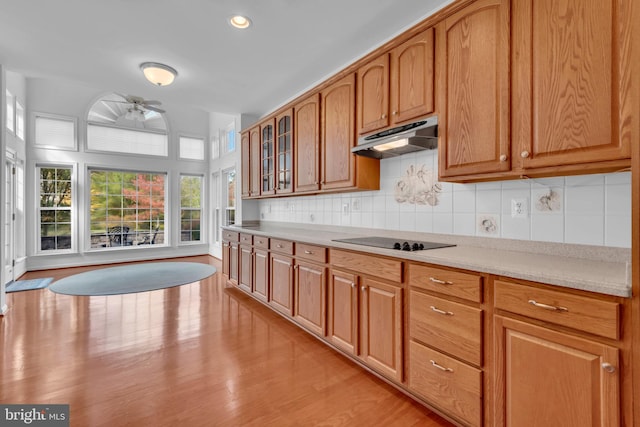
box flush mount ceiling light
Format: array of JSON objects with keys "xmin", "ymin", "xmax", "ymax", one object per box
[
  {"xmin": 140, "ymin": 62, "xmax": 178, "ymax": 87},
  {"xmin": 229, "ymin": 15, "xmax": 251, "ymax": 29}
]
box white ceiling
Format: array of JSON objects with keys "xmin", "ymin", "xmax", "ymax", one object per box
[{"xmin": 0, "ymin": 0, "xmax": 450, "ymax": 118}]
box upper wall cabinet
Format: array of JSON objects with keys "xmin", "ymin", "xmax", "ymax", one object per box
[
  {"xmin": 357, "ymin": 28, "xmax": 435, "ymax": 136},
  {"xmin": 275, "ymin": 108, "xmax": 294, "ymax": 195},
  {"xmin": 240, "ymin": 125, "xmax": 261, "ymax": 198},
  {"xmin": 511, "ymin": 0, "xmax": 632, "ymax": 172},
  {"xmin": 437, "ymin": 0, "xmax": 511, "ymax": 179},
  {"xmin": 260, "ymin": 118, "xmax": 276, "ymax": 196},
  {"xmin": 294, "ymin": 93, "xmax": 321, "ymax": 193}
]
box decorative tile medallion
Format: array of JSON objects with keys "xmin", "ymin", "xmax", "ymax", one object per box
[
  {"xmin": 395, "ymin": 165, "xmax": 442, "ymax": 206},
  {"xmin": 534, "ymin": 188, "xmax": 562, "ymax": 212}
]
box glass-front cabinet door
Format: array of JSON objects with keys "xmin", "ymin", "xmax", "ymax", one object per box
[
  {"xmin": 276, "ymin": 109, "xmax": 293, "ymax": 194},
  {"xmin": 260, "ymin": 118, "xmax": 275, "ymax": 196}
]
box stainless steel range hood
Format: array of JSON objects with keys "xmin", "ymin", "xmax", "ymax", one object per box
[{"xmin": 352, "ymin": 115, "xmax": 438, "ymax": 159}]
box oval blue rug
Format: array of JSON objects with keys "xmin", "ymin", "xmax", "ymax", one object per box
[{"xmin": 48, "ymin": 262, "xmax": 217, "ymax": 296}]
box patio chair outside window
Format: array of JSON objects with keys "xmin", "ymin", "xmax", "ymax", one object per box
[{"xmin": 108, "ymin": 225, "xmax": 131, "ymax": 246}]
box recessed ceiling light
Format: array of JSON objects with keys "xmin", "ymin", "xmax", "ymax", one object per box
[
  {"xmin": 140, "ymin": 62, "xmax": 178, "ymax": 87},
  {"xmin": 229, "ymin": 15, "xmax": 251, "ymax": 29}
]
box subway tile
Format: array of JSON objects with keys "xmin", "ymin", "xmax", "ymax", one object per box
[
  {"xmin": 565, "ymin": 214, "xmax": 604, "ymax": 246},
  {"xmin": 399, "ymin": 211, "xmax": 416, "ymax": 231},
  {"xmin": 415, "ymin": 212, "xmax": 433, "ymax": 233},
  {"xmin": 501, "ymin": 215, "xmax": 531, "ymax": 240},
  {"xmin": 605, "ymin": 214, "xmax": 631, "ymax": 248},
  {"xmin": 453, "ymin": 188, "xmax": 476, "ymax": 213},
  {"xmin": 453, "ymin": 213, "xmax": 475, "ymax": 236},
  {"xmin": 565, "ymin": 185, "xmax": 604, "ymax": 215},
  {"xmin": 605, "ymin": 184, "xmax": 631, "ymax": 215},
  {"xmin": 476, "ymin": 189, "xmax": 501, "ymax": 213},
  {"xmin": 531, "ymin": 214, "xmax": 564, "ymax": 243},
  {"xmin": 433, "ymin": 213, "xmax": 453, "ymax": 234}
]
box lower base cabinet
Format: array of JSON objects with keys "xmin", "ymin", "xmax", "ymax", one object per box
[
  {"xmin": 270, "ymin": 252, "xmax": 294, "ymax": 316},
  {"xmin": 409, "ymin": 340, "xmax": 482, "ymax": 427},
  {"xmin": 494, "ymin": 316, "xmax": 620, "ymax": 427},
  {"xmin": 294, "ymin": 260, "xmax": 327, "ymax": 336},
  {"xmin": 253, "ymin": 249, "xmax": 269, "ymax": 302}
]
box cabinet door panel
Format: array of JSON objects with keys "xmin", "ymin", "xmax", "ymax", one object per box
[
  {"xmin": 321, "ymin": 74, "xmax": 356, "ymax": 190},
  {"xmin": 249, "ymin": 126, "xmax": 261, "ymax": 196},
  {"xmin": 361, "ymin": 278, "xmax": 403, "ymax": 382},
  {"xmin": 513, "ymin": 0, "xmax": 631, "ymax": 169},
  {"xmin": 328, "ymin": 269, "xmax": 358, "ymax": 355},
  {"xmin": 270, "ymin": 254, "xmax": 293, "ymax": 316},
  {"xmin": 260, "ymin": 118, "xmax": 276, "ymax": 196},
  {"xmin": 294, "ymin": 94, "xmax": 321, "ymax": 193},
  {"xmin": 229, "ymin": 242, "xmax": 239, "ymax": 284},
  {"xmin": 222, "ymin": 242, "xmax": 230, "ymax": 277},
  {"xmin": 240, "ymin": 131, "xmax": 250, "ymax": 198},
  {"xmin": 357, "ymin": 54, "xmax": 390, "ymax": 135},
  {"xmin": 253, "ymin": 249, "xmax": 269, "ymax": 302},
  {"xmin": 294, "ymin": 261, "xmax": 327, "ymax": 336},
  {"xmin": 239, "ymin": 245, "xmax": 253, "ymax": 293},
  {"xmin": 391, "ymin": 27, "xmax": 435, "ymax": 124},
  {"xmin": 438, "ymin": 0, "xmax": 510, "ymax": 178},
  {"xmin": 494, "ymin": 316, "xmax": 619, "ymax": 427},
  {"xmin": 275, "ymin": 109, "xmax": 293, "ymax": 194}
]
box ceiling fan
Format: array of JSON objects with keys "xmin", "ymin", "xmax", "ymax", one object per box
[{"xmin": 103, "ymin": 93, "xmax": 166, "ymax": 121}]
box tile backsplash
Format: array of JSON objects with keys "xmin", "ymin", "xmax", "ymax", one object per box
[{"xmin": 258, "ymin": 150, "xmax": 631, "ymax": 248}]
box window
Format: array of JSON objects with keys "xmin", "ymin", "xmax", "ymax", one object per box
[
  {"xmin": 87, "ymin": 124, "xmax": 168, "ymax": 156},
  {"xmin": 211, "ymin": 137, "xmax": 220, "ymax": 160},
  {"xmin": 89, "ymin": 169, "xmax": 166, "ymax": 248},
  {"xmin": 222, "ymin": 122, "xmax": 236, "ymax": 154},
  {"xmin": 179, "ymin": 136, "xmax": 205, "ymax": 160},
  {"xmin": 6, "ymin": 90, "xmax": 15, "ymax": 133},
  {"xmin": 16, "ymin": 101, "xmax": 25, "ymax": 140},
  {"xmin": 223, "ymin": 169, "xmax": 236, "ymax": 226},
  {"xmin": 180, "ymin": 175, "xmax": 203, "ymax": 242},
  {"xmin": 34, "ymin": 114, "xmax": 77, "ymax": 150},
  {"xmin": 212, "ymin": 172, "xmax": 220, "ymax": 244},
  {"xmin": 38, "ymin": 166, "xmax": 73, "ymax": 252}
]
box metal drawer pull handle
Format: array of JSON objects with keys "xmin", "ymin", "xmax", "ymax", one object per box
[
  {"xmin": 430, "ymin": 306, "xmax": 454, "ymax": 316},
  {"xmin": 429, "ymin": 277, "xmax": 453, "ymax": 285},
  {"xmin": 304, "ymin": 250, "xmax": 313, "ymax": 254},
  {"xmin": 430, "ymin": 360, "xmax": 453, "ymax": 372},
  {"xmin": 528, "ymin": 300, "xmax": 568, "ymax": 312},
  {"xmin": 602, "ymin": 363, "xmax": 616, "ymax": 373}
]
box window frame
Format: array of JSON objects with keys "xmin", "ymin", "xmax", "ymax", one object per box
[
  {"xmin": 86, "ymin": 166, "xmax": 168, "ymax": 251},
  {"xmin": 222, "ymin": 167, "xmax": 236, "ymax": 226},
  {"xmin": 6, "ymin": 90, "xmax": 15, "ymax": 135},
  {"xmin": 15, "ymin": 100, "xmax": 25, "ymax": 141},
  {"xmin": 179, "ymin": 174, "xmax": 204, "ymax": 244},
  {"xmin": 85, "ymin": 122, "xmax": 169, "ymax": 158},
  {"xmin": 32, "ymin": 112, "xmax": 78, "ymax": 152},
  {"xmin": 35, "ymin": 163, "xmax": 76, "ymax": 255}
]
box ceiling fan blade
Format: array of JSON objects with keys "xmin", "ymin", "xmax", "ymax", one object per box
[
  {"xmin": 102, "ymin": 99, "xmax": 128, "ymax": 104},
  {"xmin": 142, "ymin": 100, "xmax": 162, "ymax": 106},
  {"xmin": 144, "ymin": 105, "xmax": 165, "ymax": 114}
]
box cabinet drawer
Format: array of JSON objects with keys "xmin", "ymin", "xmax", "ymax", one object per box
[
  {"xmin": 222, "ymin": 230, "xmax": 239, "ymax": 242},
  {"xmin": 253, "ymin": 236, "xmax": 269, "ymax": 250},
  {"xmin": 295, "ymin": 243, "xmax": 327, "ymax": 263},
  {"xmin": 494, "ymin": 280, "xmax": 620, "ymax": 340},
  {"xmin": 410, "ymin": 291, "xmax": 482, "ymax": 366},
  {"xmin": 410, "ymin": 263, "xmax": 482, "ymax": 302},
  {"xmin": 331, "ymin": 249, "xmax": 403, "ymax": 283},
  {"xmin": 409, "ymin": 341, "xmax": 482, "ymax": 427},
  {"xmin": 271, "ymin": 238, "xmax": 294, "ymax": 255},
  {"xmin": 239, "ymin": 233, "xmax": 253, "ymax": 245}
]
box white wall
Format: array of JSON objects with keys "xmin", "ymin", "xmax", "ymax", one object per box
[
  {"xmin": 259, "ymin": 149, "xmax": 632, "ymax": 248},
  {"xmin": 26, "ymin": 77, "xmax": 212, "ymax": 270}
]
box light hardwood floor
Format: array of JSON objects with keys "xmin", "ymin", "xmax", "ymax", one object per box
[{"xmin": 1, "ymin": 255, "xmax": 453, "ymax": 426}]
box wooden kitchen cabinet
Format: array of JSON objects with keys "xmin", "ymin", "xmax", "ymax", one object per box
[
  {"xmin": 275, "ymin": 109, "xmax": 293, "ymax": 194},
  {"xmin": 357, "ymin": 27, "xmax": 435, "ymax": 136},
  {"xmin": 241, "ymin": 126, "xmax": 263, "ymax": 198},
  {"xmin": 260, "ymin": 118, "xmax": 276, "ymax": 196},
  {"xmin": 252, "ymin": 236, "xmax": 269, "ymax": 302},
  {"xmin": 229, "ymin": 241, "xmax": 239, "ymax": 285},
  {"xmin": 294, "ymin": 260, "xmax": 327, "ymax": 336},
  {"xmin": 269, "ymin": 239, "xmax": 294, "ymax": 316},
  {"xmin": 437, "ymin": 0, "xmax": 510, "ymax": 179},
  {"xmin": 294, "ymin": 93, "xmax": 321, "ymax": 193},
  {"xmin": 494, "ymin": 316, "xmax": 620, "ymax": 427},
  {"xmin": 238, "ymin": 233, "xmax": 253, "ymax": 293},
  {"xmin": 329, "ymin": 266, "xmax": 404, "ymax": 382},
  {"xmin": 321, "ymin": 73, "xmax": 380, "ymax": 192},
  {"xmin": 511, "ymin": 0, "xmax": 631, "ymax": 173}
]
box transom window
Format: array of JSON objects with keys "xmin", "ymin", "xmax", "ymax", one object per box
[{"xmin": 89, "ymin": 169, "xmax": 166, "ymax": 248}]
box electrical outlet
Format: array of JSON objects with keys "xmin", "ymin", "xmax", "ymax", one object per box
[
  {"xmin": 342, "ymin": 203, "xmax": 350, "ymax": 215},
  {"xmin": 511, "ymin": 198, "xmax": 528, "ymax": 218}
]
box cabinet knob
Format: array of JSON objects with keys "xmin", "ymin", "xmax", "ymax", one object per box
[
  {"xmin": 351, "ymin": 283, "xmax": 355, "ymax": 288},
  {"xmin": 521, "ymin": 150, "xmax": 530, "ymax": 158},
  {"xmin": 602, "ymin": 363, "xmax": 616, "ymax": 373},
  {"xmin": 381, "ymin": 114, "xmax": 387, "ymax": 119},
  {"xmin": 304, "ymin": 250, "xmax": 313, "ymax": 255},
  {"xmin": 392, "ymin": 111, "xmax": 397, "ymax": 116},
  {"xmin": 499, "ymin": 154, "xmax": 507, "ymax": 162},
  {"xmin": 361, "ymin": 286, "xmax": 366, "ymax": 292}
]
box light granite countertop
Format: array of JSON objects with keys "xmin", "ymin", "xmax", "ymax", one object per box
[{"xmin": 224, "ymin": 221, "xmax": 631, "ymax": 298}]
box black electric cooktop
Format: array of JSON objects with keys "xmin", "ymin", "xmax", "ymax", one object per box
[{"xmin": 332, "ymin": 236, "xmax": 455, "ymax": 252}]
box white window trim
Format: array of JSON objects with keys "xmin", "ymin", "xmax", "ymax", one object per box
[
  {"xmin": 34, "ymin": 163, "xmax": 77, "ymax": 255},
  {"xmin": 32, "ymin": 112, "xmax": 78, "ymax": 152},
  {"xmin": 15, "ymin": 100, "xmax": 25, "ymax": 141},
  {"xmin": 84, "ymin": 165, "xmax": 170, "ymax": 251},
  {"xmin": 6, "ymin": 89, "xmax": 15, "ymax": 135},
  {"xmin": 179, "ymin": 174, "xmax": 205, "ymax": 245}
]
